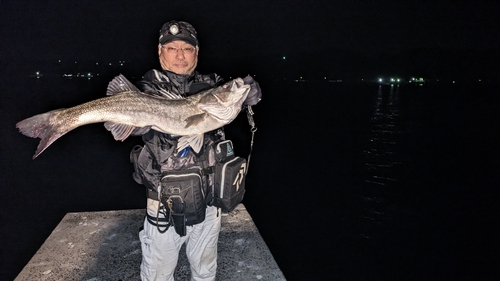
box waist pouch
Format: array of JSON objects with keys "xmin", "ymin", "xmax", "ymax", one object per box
[
  {"xmin": 160, "ymin": 168, "xmax": 206, "ymax": 235},
  {"xmin": 211, "ymin": 140, "xmax": 247, "ymax": 212}
]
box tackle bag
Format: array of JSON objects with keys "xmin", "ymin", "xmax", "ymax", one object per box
[
  {"xmin": 211, "ymin": 140, "xmax": 247, "ymax": 212},
  {"xmin": 160, "ymin": 168, "xmax": 206, "ymax": 235}
]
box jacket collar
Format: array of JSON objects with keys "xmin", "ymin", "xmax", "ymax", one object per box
[
  {"xmin": 161, "ymin": 69, "xmax": 196, "ymax": 83},
  {"xmin": 161, "ymin": 69, "xmax": 198, "ymax": 96}
]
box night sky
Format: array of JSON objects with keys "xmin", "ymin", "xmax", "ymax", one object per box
[{"xmin": 2, "ymin": 0, "xmax": 498, "ymax": 74}]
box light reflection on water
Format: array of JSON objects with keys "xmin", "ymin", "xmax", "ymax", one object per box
[{"xmin": 360, "ymin": 84, "xmax": 403, "ymax": 238}]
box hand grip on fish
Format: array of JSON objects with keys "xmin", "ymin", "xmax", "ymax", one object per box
[{"xmin": 16, "ymin": 74, "xmax": 250, "ymax": 159}]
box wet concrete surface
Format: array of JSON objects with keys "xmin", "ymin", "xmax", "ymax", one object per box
[{"xmin": 15, "ymin": 204, "xmax": 286, "ymax": 281}]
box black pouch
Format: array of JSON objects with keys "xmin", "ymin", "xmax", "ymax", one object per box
[
  {"xmin": 212, "ymin": 140, "xmax": 247, "ymax": 212},
  {"xmin": 168, "ymin": 195, "xmax": 187, "ymax": 236},
  {"xmin": 160, "ymin": 168, "xmax": 206, "ymax": 231}
]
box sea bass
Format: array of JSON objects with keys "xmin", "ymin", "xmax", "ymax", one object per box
[{"xmin": 16, "ymin": 74, "xmax": 250, "ymax": 159}]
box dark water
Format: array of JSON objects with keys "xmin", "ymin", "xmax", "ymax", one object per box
[{"xmin": 1, "ymin": 75, "xmax": 498, "ymax": 280}]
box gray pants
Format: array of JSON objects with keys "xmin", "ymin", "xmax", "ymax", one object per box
[{"xmin": 140, "ymin": 199, "xmax": 221, "ymax": 281}]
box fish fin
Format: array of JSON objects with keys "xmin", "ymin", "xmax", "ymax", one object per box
[
  {"xmin": 177, "ymin": 134, "xmax": 204, "ymax": 154},
  {"xmin": 106, "ymin": 74, "xmax": 141, "ymax": 96},
  {"xmin": 200, "ymin": 104, "xmax": 234, "ymax": 122},
  {"xmin": 231, "ymin": 80, "xmax": 238, "ymax": 91},
  {"xmin": 184, "ymin": 113, "xmax": 207, "ymax": 128},
  {"xmin": 104, "ymin": 122, "xmax": 136, "ymax": 141},
  {"xmin": 16, "ymin": 109, "xmax": 67, "ymax": 159},
  {"xmin": 131, "ymin": 126, "xmax": 152, "ymax": 136}
]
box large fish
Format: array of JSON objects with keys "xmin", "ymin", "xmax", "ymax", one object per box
[{"xmin": 16, "ymin": 74, "xmax": 250, "ymax": 159}]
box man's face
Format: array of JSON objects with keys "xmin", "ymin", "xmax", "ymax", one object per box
[{"xmin": 158, "ymin": 40, "xmax": 198, "ymax": 75}]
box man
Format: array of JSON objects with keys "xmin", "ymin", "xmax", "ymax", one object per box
[{"xmin": 131, "ymin": 20, "xmax": 261, "ymax": 281}]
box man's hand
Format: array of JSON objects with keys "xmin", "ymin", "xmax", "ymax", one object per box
[{"xmin": 242, "ymin": 75, "xmax": 262, "ymax": 106}]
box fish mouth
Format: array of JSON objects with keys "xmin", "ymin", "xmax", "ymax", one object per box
[
  {"xmin": 221, "ymin": 79, "xmax": 249, "ymax": 106},
  {"xmin": 200, "ymin": 80, "xmax": 250, "ymax": 122}
]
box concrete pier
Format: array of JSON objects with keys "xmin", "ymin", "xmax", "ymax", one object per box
[{"xmin": 15, "ymin": 204, "xmax": 286, "ymax": 281}]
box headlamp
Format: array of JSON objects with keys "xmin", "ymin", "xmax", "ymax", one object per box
[{"xmin": 169, "ymin": 23, "xmax": 180, "ymax": 35}]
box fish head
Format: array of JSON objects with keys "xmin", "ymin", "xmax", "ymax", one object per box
[
  {"xmin": 199, "ymin": 78, "xmax": 250, "ymax": 123},
  {"xmin": 214, "ymin": 78, "xmax": 249, "ymax": 106}
]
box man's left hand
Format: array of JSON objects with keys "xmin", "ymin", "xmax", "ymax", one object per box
[{"xmin": 242, "ymin": 75, "xmax": 262, "ymax": 106}]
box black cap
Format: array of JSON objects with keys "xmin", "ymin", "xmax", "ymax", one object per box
[{"xmin": 159, "ymin": 21, "xmax": 198, "ymax": 47}]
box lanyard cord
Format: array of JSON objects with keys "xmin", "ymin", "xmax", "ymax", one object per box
[{"xmin": 245, "ymin": 105, "xmax": 257, "ymax": 174}]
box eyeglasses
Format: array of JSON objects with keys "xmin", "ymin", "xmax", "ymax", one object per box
[{"xmin": 161, "ymin": 46, "xmax": 196, "ymax": 54}]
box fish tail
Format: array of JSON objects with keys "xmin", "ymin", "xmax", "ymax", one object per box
[{"xmin": 16, "ymin": 109, "xmax": 66, "ymax": 159}]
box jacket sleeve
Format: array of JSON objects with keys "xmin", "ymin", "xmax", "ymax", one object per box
[{"xmin": 133, "ymin": 130, "xmax": 177, "ymax": 191}]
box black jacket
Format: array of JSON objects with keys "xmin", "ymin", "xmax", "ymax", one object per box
[{"xmin": 132, "ymin": 69, "xmax": 224, "ymax": 192}]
